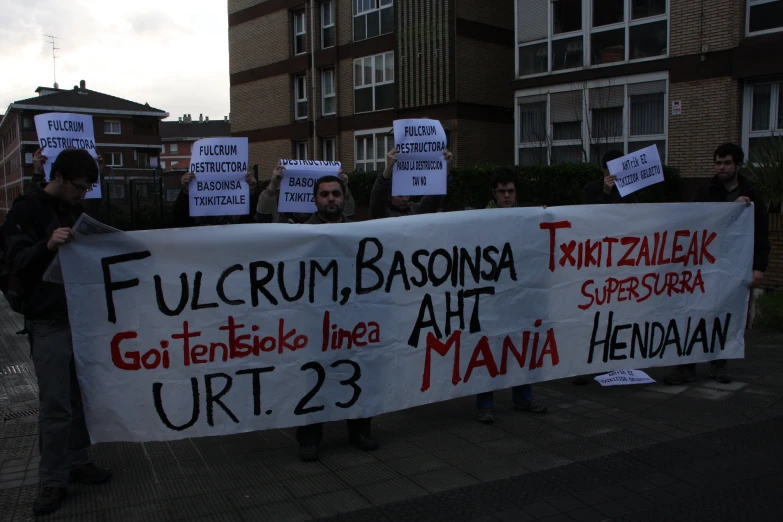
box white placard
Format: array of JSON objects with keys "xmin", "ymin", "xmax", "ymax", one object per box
[
  {"xmin": 188, "ymin": 137, "xmax": 249, "ymax": 217},
  {"xmin": 58, "ymin": 203, "xmax": 752, "ymax": 442},
  {"xmin": 607, "ymin": 145, "xmax": 664, "ymax": 198},
  {"xmin": 278, "ymin": 160, "xmax": 341, "ymax": 213},
  {"xmin": 392, "ymin": 119, "xmax": 448, "ymax": 197},
  {"xmin": 594, "ymin": 370, "xmax": 656, "ymax": 386},
  {"xmin": 34, "ymin": 112, "xmax": 102, "ymax": 200}
]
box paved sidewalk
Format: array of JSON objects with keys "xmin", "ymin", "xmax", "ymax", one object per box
[{"xmin": 1, "ymin": 297, "xmax": 782, "ymax": 521}]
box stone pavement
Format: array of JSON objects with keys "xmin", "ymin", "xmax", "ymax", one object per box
[{"xmin": 1, "ymin": 297, "xmax": 782, "ymax": 522}]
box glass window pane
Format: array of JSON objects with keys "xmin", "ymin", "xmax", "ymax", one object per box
[
  {"xmin": 628, "ymin": 140, "xmax": 665, "ymax": 163},
  {"xmin": 552, "ymin": 36, "xmax": 583, "ymax": 71},
  {"xmin": 519, "ymin": 102, "xmax": 547, "ymax": 143},
  {"xmin": 591, "ymin": 107, "xmax": 624, "ymax": 138},
  {"xmin": 364, "ymin": 57, "xmax": 373, "ymax": 84},
  {"xmin": 324, "ymin": 27, "xmax": 335, "ymax": 48},
  {"xmin": 355, "ymin": 87, "xmax": 374, "ymax": 113},
  {"xmin": 376, "ymin": 135, "xmax": 386, "ymax": 160},
  {"xmin": 553, "ymin": 0, "xmax": 582, "ymax": 34},
  {"xmin": 551, "ymin": 145, "xmax": 583, "ymax": 164},
  {"xmin": 354, "ymin": 14, "xmax": 367, "ymax": 41},
  {"xmin": 590, "ymin": 142, "xmax": 624, "ymax": 166},
  {"xmin": 591, "ymin": 29, "xmax": 625, "ymax": 64},
  {"xmin": 748, "ymin": 137, "xmax": 781, "ymax": 164},
  {"xmin": 354, "ymin": 61, "xmax": 362, "ymax": 87},
  {"xmin": 367, "ymin": 10, "xmax": 380, "ymax": 39},
  {"xmin": 375, "ymin": 55, "xmax": 384, "ymax": 83},
  {"xmin": 381, "ymin": 6, "xmax": 394, "ymax": 34},
  {"xmin": 519, "ymin": 42, "xmax": 548, "ymax": 76},
  {"xmin": 356, "ymin": 137, "xmax": 365, "ymax": 160},
  {"xmin": 324, "ymin": 97, "xmax": 335, "ymax": 115},
  {"xmin": 519, "ymin": 147, "xmax": 547, "ymax": 166},
  {"xmin": 630, "ymin": 93, "xmax": 664, "ymax": 136},
  {"xmin": 631, "ymin": 0, "xmax": 666, "ymax": 20},
  {"xmin": 553, "ymin": 122, "xmax": 581, "ymax": 141},
  {"xmin": 380, "ymin": 0, "xmax": 392, "ymax": 6},
  {"xmin": 752, "ymin": 84, "xmax": 772, "ymax": 132},
  {"xmin": 385, "ymin": 52, "xmax": 394, "ymax": 81},
  {"xmin": 629, "ymin": 21, "xmax": 667, "ymax": 59},
  {"xmin": 297, "ymin": 101, "xmax": 307, "ymax": 119},
  {"xmin": 750, "ymin": 1, "xmax": 783, "ymax": 33},
  {"xmin": 778, "ymin": 85, "xmax": 783, "ymax": 130},
  {"xmin": 593, "ymin": 0, "xmax": 624, "ymax": 27},
  {"xmin": 375, "ymin": 84, "xmax": 395, "ymax": 110}
]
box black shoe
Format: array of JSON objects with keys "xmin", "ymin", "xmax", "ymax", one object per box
[
  {"xmin": 68, "ymin": 463, "xmax": 112, "ymax": 485},
  {"xmin": 33, "ymin": 486, "xmax": 67, "ymax": 515},
  {"xmin": 349, "ymin": 434, "xmax": 379, "ymax": 451},
  {"xmin": 299, "ymin": 445, "xmax": 319, "ymax": 462}
]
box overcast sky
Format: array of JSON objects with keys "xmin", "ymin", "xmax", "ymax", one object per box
[{"xmin": 0, "ymin": 0, "xmax": 230, "ymax": 121}]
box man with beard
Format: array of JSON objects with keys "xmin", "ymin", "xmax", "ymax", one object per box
[
  {"xmin": 296, "ymin": 175, "xmax": 377, "ymax": 461},
  {"xmin": 665, "ymin": 143, "xmax": 768, "ymax": 385}
]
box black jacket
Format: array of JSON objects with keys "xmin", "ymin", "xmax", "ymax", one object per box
[
  {"xmin": 369, "ymin": 174, "xmax": 443, "ymax": 219},
  {"xmin": 581, "ymin": 179, "xmax": 638, "ymax": 205},
  {"xmin": 171, "ymin": 186, "xmax": 261, "ymax": 228},
  {"xmin": 4, "ymin": 188, "xmax": 82, "ymax": 320},
  {"xmin": 694, "ymin": 174, "xmax": 770, "ymax": 272}
]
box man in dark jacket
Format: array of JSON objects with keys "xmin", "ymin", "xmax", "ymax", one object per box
[
  {"xmin": 297, "ymin": 175, "xmax": 377, "ymax": 461},
  {"xmin": 171, "ymin": 170, "xmax": 260, "ymax": 227},
  {"xmin": 369, "ymin": 147, "xmax": 451, "ymax": 218},
  {"xmin": 4, "ymin": 149, "xmax": 112, "ymax": 515},
  {"xmin": 665, "ymin": 143, "xmax": 769, "ymax": 385}
]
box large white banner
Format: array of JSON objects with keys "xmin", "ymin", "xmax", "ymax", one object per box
[
  {"xmin": 34, "ymin": 112, "xmax": 102, "ymax": 200},
  {"xmin": 59, "ymin": 203, "xmax": 753, "ymax": 443}
]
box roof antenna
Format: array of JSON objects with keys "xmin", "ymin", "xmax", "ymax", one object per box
[{"xmin": 42, "ymin": 34, "xmax": 60, "ymax": 88}]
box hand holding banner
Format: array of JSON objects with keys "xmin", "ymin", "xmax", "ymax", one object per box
[
  {"xmin": 278, "ymin": 160, "xmax": 341, "ymax": 214},
  {"xmin": 392, "ymin": 119, "xmax": 448, "ymax": 197},
  {"xmin": 188, "ymin": 137, "xmax": 249, "ymax": 217}
]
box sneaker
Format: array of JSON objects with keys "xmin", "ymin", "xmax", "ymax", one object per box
[
  {"xmin": 349, "ymin": 434, "xmax": 379, "ymax": 451},
  {"xmin": 33, "ymin": 486, "xmax": 67, "ymax": 515},
  {"xmin": 514, "ymin": 400, "xmax": 548, "ymax": 414},
  {"xmin": 299, "ymin": 445, "xmax": 319, "ymax": 462},
  {"xmin": 476, "ymin": 409, "xmax": 495, "ymax": 424},
  {"xmin": 68, "ymin": 463, "xmax": 112, "ymax": 485},
  {"xmin": 664, "ymin": 366, "xmax": 697, "ymax": 385},
  {"xmin": 711, "ymin": 366, "xmax": 732, "ymax": 384},
  {"xmin": 572, "ymin": 375, "xmax": 588, "ymax": 386}
]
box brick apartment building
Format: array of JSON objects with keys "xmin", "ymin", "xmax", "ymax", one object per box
[
  {"xmin": 160, "ymin": 114, "xmax": 232, "ymax": 173},
  {"xmin": 228, "ymin": 0, "xmax": 516, "ymax": 176},
  {"xmin": 0, "ymin": 81, "xmax": 168, "ymax": 220},
  {"xmin": 512, "ymin": 0, "xmax": 783, "ymax": 181}
]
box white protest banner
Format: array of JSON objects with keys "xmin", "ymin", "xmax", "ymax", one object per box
[
  {"xmin": 607, "ymin": 145, "xmax": 664, "ymax": 198},
  {"xmin": 392, "ymin": 118, "xmax": 448, "ymax": 197},
  {"xmin": 595, "ymin": 370, "xmax": 655, "ymax": 386},
  {"xmin": 278, "ymin": 160, "xmax": 341, "ymax": 213},
  {"xmin": 34, "ymin": 112, "xmax": 102, "ymax": 200},
  {"xmin": 59, "ymin": 203, "xmax": 752, "ymax": 443},
  {"xmin": 188, "ymin": 137, "xmax": 249, "ymax": 217}
]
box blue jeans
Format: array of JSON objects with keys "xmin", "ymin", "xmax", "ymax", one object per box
[{"xmin": 476, "ymin": 384, "xmax": 533, "ymax": 410}]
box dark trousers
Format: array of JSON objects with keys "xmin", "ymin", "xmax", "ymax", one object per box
[
  {"xmin": 296, "ymin": 418, "xmax": 372, "ymax": 447},
  {"xmin": 27, "ymin": 319, "xmax": 91, "ymax": 488}
]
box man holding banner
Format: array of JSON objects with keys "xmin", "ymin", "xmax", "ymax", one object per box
[{"xmin": 4, "ymin": 149, "xmax": 111, "ymax": 515}]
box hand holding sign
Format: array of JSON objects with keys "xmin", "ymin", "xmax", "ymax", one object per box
[
  {"xmin": 606, "ymin": 145, "xmax": 664, "ymax": 198},
  {"xmin": 278, "ymin": 160, "xmax": 341, "ymax": 214}
]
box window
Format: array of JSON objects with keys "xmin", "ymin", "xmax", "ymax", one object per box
[
  {"xmin": 108, "ymin": 184, "xmax": 126, "ymax": 199},
  {"xmin": 22, "ymin": 117, "xmax": 33, "ymax": 130},
  {"xmin": 517, "ymin": 0, "xmax": 668, "ymax": 78},
  {"xmin": 322, "ymin": 1, "xmax": 335, "ymax": 48},
  {"xmin": 294, "ymin": 9, "xmax": 306, "ymax": 55},
  {"xmin": 296, "ymin": 141, "xmax": 308, "ymax": 160},
  {"xmin": 104, "ymin": 152, "xmax": 123, "ymax": 167},
  {"xmin": 170, "ymin": 143, "xmax": 179, "ymax": 153},
  {"xmin": 748, "ymin": 0, "xmax": 783, "ymax": 35},
  {"xmin": 24, "ymin": 152, "xmax": 33, "ymax": 164},
  {"xmin": 355, "ymin": 129, "xmax": 394, "ymax": 171},
  {"xmin": 353, "ymin": 52, "xmax": 394, "ymax": 113},
  {"xmin": 322, "ymin": 69, "xmax": 336, "ymax": 116},
  {"xmin": 161, "ymin": 160, "xmax": 167, "ymax": 169},
  {"xmin": 744, "ymin": 82, "xmax": 783, "ymax": 162},
  {"xmin": 516, "ymin": 74, "xmax": 667, "ymax": 166},
  {"xmin": 104, "ymin": 120, "xmax": 121, "ymax": 134},
  {"xmin": 160, "ymin": 144, "xmax": 166, "ymax": 154},
  {"xmin": 354, "ymin": 0, "xmax": 393, "ymax": 42},
  {"xmin": 295, "ymin": 74, "xmax": 308, "ymax": 120},
  {"xmin": 323, "ymin": 138, "xmax": 337, "ymax": 161},
  {"xmin": 137, "ymin": 152, "xmax": 149, "ymax": 168}
]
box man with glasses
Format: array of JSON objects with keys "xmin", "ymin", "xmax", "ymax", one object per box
[
  {"xmin": 665, "ymin": 143, "xmax": 769, "ymax": 385},
  {"xmin": 4, "ymin": 148, "xmax": 112, "ymax": 515},
  {"xmin": 475, "ymin": 167, "xmax": 548, "ymax": 424},
  {"xmin": 297, "ymin": 175, "xmax": 378, "ymax": 461}
]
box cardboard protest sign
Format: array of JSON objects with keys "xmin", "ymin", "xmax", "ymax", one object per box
[
  {"xmin": 188, "ymin": 137, "xmax": 249, "ymax": 217},
  {"xmin": 392, "ymin": 119, "xmax": 448, "ymax": 197},
  {"xmin": 59, "ymin": 203, "xmax": 752, "ymax": 442},
  {"xmin": 34, "ymin": 112, "xmax": 102, "ymax": 200},
  {"xmin": 606, "ymin": 145, "xmax": 664, "ymax": 198},
  {"xmin": 595, "ymin": 370, "xmax": 655, "ymax": 386},
  {"xmin": 278, "ymin": 160, "xmax": 341, "ymax": 214}
]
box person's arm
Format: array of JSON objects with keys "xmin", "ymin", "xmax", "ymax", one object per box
[
  {"xmin": 340, "ymin": 169, "xmax": 355, "ymax": 218},
  {"xmin": 239, "ymin": 172, "xmax": 260, "ymax": 224},
  {"xmin": 171, "ymin": 172, "xmax": 195, "ymax": 228},
  {"xmin": 751, "ymin": 189, "xmax": 770, "ymax": 285},
  {"xmin": 5, "ymin": 201, "xmax": 60, "ymax": 286}
]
